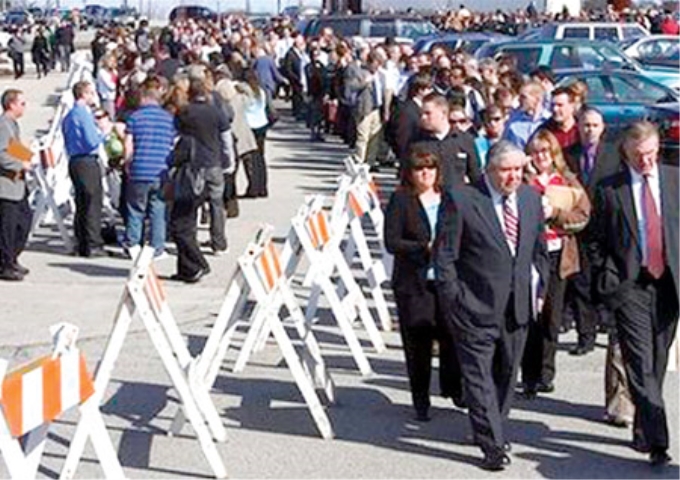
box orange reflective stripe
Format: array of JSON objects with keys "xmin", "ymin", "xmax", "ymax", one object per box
[
  {"xmin": 259, "ymin": 248, "xmax": 275, "ymax": 292},
  {"xmin": 316, "ymin": 212, "xmax": 330, "ymax": 245},
  {"xmin": 349, "ymin": 192, "xmax": 364, "ymax": 217},
  {"xmin": 145, "ymin": 269, "xmax": 164, "ymax": 315},
  {"xmin": 308, "ymin": 216, "xmax": 320, "ymax": 248},
  {"xmin": 268, "ymin": 242, "xmax": 282, "ymax": 279},
  {"xmin": 2, "ymin": 369, "xmax": 23, "ymax": 438},
  {"xmin": 42, "ymin": 358, "xmax": 61, "ymax": 424}
]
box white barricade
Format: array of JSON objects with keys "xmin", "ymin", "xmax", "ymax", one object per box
[
  {"xmin": 330, "ymin": 171, "xmax": 392, "ymax": 332},
  {"xmin": 278, "ymin": 195, "xmax": 385, "ymax": 377},
  {"xmin": 0, "ymin": 323, "xmax": 123, "ymax": 479},
  {"xmin": 170, "ymin": 226, "xmax": 335, "ymax": 440},
  {"xmin": 61, "ymin": 247, "xmax": 228, "ymax": 479}
]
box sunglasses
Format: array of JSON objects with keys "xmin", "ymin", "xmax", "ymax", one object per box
[
  {"xmin": 450, "ymin": 118, "xmax": 469, "ymax": 124},
  {"xmin": 414, "ymin": 164, "xmax": 437, "ymax": 171}
]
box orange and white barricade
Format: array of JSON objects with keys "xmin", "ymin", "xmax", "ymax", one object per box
[
  {"xmin": 277, "ymin": 195, "xmax": 385, "ymax": 377},
  {"xmin": 61, "ymin": 247, "xmax": 228, "ymax": 479},
  {"xmin": 170, "ymin": 226, "xmax": 335, "ymax": 440},
  {"xmin": 328, "ymin": 170, "xmax": 392, "ymax": 332},
  {"xmin": 0, "ymin": 323, "xmax": 123, "ymax": 479}
]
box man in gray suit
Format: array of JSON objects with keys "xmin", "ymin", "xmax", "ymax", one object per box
[
  {"xmin": 435, "ymin": 141, "xmax": 549, "ymax": 471},
  {"xmin": 0, "ymin": 89, "xmax": 32, "ymax": 281}
]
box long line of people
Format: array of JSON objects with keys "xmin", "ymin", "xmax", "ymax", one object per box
[{"xmin": 1, "ymin": 10, "xmax": 675, "ymax": 473}]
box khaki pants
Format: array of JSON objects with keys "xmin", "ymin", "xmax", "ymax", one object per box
[{"xmin": 355, "ymin": 109, "xmax": 382, "ymax": 164}]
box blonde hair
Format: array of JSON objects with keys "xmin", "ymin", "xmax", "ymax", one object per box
[{"xmin": 525, "ymin": 129, "xmax": 569, "ymax": 175}]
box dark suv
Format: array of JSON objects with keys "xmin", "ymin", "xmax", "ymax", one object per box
[{"xmin": 169, "ymin": 6, "xmax": 218, "ymax": 23}]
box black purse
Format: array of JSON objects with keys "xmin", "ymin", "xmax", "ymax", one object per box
[{"xmin": 166, "ymin": 135, "xmax": 206, "ymax": 201}]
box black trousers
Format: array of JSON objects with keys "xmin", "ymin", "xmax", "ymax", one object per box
[
  {"xmin": 243, "ymin": 127, "xmax": 268, "ymax": 198},
  {"xmin": 614, "ymin": 270, "xmax": 678, "ymax": 452},
  {"xmin": 0, "ymin": 195, "xmax": 32, "ymax": 271},
  {"xmin": 68, "ymin": 158, "xmax": 104, "ymax": 255},
  {"xmin": 290, "ymin": 84, "xmax": 305, "ymax": 119},
  {"xmin": 522, "ymin": 251, "xmax": 566, "ymax": 386},
  {"xmin": 171, "ymin": 193, "xmax": 209, "ymax": 278},
  {"xmin": 395, "ymin": 282, "xmax": 462, "ymax": 414},
  {"xmin": 453, "ymin": 306, "xmax": 528, "ymax": 455},
  {"xmin": 565, "ymin": 252, "xmax": 598, "ymax": 346},
  {"xmin": 11, "ymin": 52, "xmax": 24, "ymax": 78}
]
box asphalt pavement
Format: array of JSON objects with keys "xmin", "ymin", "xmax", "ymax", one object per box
[{"xmin": 0, "ymin": 53, "xmax": 677, "ymax": 480}]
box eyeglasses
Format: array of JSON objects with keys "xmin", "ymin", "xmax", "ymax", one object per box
[
  {"xmin": 450, "ymin": 118, "xmax": 469, "ymax": 124},
  {"xmin": 414, "ymin": 165, "xmax": 437, "ymax": 171}
]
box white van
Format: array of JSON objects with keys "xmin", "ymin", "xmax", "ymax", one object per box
[{"xmin": 520, "ymin": 22, "xmax": 650, "ymax": 43}]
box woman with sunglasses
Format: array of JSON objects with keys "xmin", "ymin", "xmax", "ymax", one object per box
[
  {"xmin": 474, "ymin": 105, "xmax": 507, "ymax": 168},
  {"xmin": 384, "ymin": 150, "xmax": 463, "ymax": 422},
  {"xmin": 520, "ymin": 129, "xmax": 590, "ymax": 399}
]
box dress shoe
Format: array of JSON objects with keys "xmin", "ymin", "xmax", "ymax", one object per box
[
  {"xmin": 536, "ymin": 382, "xmax": 555, "ymax": 393},
  {"xmin": 480, "ymin": 451, "xmax": 511, "ymax": 471},
  {"xmin": 170, "ymin": 268, "xmax": 208, "ymax": 284},
  {"xmin": 523, "ymin": 385, "xmax": 537, "ymax": 400},
  {"xmin": 0, "ymin": 268, "xmax": 23, "ymax": 281},
  {"xmin": 631, "ymin": 437, "xmax": 651, "ymax": 454},
  {"xmin": 13, "ymin": 263, "xmax": 29, "ymax": 276},
  {"xmin": 569, "ymin": 343, "xmax": 595, "ymax": 356},
  {"xmin": 84, "ymin": 248, "xmax": 109, "ymax": 258},
  {"xmin": 414, "ymin": 409, "xmax": 430, "ymax": 422},
  {"xmin": 650, "ymin": 449, "xmax": 671, "ymax": 467}
]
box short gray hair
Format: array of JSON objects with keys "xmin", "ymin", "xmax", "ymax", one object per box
[{"xmin": 486, "ymin": 140, "xmax": 527, "ymax": 169}]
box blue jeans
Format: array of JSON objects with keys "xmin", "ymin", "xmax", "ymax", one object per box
[{"xmin": 125, "ymin": 180, "xmax": 166, "ymax": 255}]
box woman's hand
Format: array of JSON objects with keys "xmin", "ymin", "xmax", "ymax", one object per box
[{"xmin": 542, "ymin": 196, "xmax": 555, "ymax": 220}]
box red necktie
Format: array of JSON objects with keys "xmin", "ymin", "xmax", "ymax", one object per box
[
  {"xmin": 643, "ymin": 175, "xmax": 664, "ymax": 279},
  {"xmin": 503, "ymin": 196, "xmax": 519, "ymax": 250}
]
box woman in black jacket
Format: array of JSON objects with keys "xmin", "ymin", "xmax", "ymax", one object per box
[{"xmin": 384, "ymin": 151, "xmax": 463, "ymax": 422}]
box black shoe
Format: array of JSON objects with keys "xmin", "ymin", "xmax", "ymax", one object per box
[
  {"xmin": 480, "ymin": 451, "xmax": 511, "ymax": 471},
  {"xmin": 0, "ymin": 269, "xmax": 23, "ymax": 281},
  {"xmin": 569, "ymin": 343, "xmax": 595, "ymax": 356},
  {"xmin": 13, "ymin": 263, "xmax": 29, "ymax": 276},
  {"xmin": 85, "ymin": 248, "xmax": 109, "ymax": 258},
  {"xmin": 452, "ymin": 395, "xmax": 468, "ymax": 409},
  {"xmin": 631, "ymin": 437, "xmax": 651, "ymax": 454},
  {"xmin": 523, "ymin": 384, "xmax": 537, "ymax": 400},
  {"xmin": 536, "ymin": 382, "xmax": 555, "ymax": 393},
  {"xmin": 368, "ymin": 166, "xmax": 380, "ymax": 173},
  {"xmin": 171, "ymin": 268, "xmax": 208, "ymax": 284},
  {"xmin": 650, "ymin": 449, "xmax": 671, "ymax": 467},
  {"xmin": 414, "ymin": 410, "xmax": 430, "ymax": 422}
]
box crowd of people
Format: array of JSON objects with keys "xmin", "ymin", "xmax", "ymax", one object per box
[{"xmin": 0, "ymin": 7, "xmax": 677, "ymax": 473}]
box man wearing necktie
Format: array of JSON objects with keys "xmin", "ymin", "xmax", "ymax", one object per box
[
  {"xmin": 434, "ymin": 141, "xmax": 549, "ymax": 471},
  {"xmin": 591, "ymin": 121, "xmax": 679, "ymax": 468}
]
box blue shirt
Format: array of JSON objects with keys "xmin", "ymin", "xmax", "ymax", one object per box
[
  {"xmin": 126, "ymin": 104, "xmax": 176, "ymax": 182},
  {"xmin": 62, "ymin": 103, "xmax": 104, "ymax": 158},
  {"xmin": 424, "ymin": 197, "xmax": 440, "ymax": 280},
  {"xmin": 502, "ymin": 107, "xmax": 551, "ymax": 150}
]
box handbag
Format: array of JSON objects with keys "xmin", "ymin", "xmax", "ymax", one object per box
[{"xmin": 165, "ymin": 135, "xmax": 206, "ymax": 202}]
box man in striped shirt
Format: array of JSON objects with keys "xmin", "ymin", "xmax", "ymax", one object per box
[{"xmin": 123, "ymin": 77, "xmax": 176, "ymax": 258}]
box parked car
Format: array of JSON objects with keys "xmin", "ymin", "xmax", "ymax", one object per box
[
  {"xmin": 303, "ymin": 14, "xmax": 438, "ymax": 45},
  {"xmin": 517, "ymin": 21, "xmax": 649, "ymax": 43},
  {"xmin": 3, "ymin": 9, "xmax": 34, "ymax": 28},
  {"xmin": 476, "ymin": 39, "xmax": 680, "ymax": 90},
  {"xmin": 555, "ymin": 69, "xmax": 679, "ymax": 163},
  {"xmin": 620, "ymin": 35, "xmax": 680, "ymax": 68},
  {"xmin": 414, "ymin": 32, "xmax": 510, "ymax": 55},
  {"xmin": 168, "ymin": 5, "xmax": 218, "ymax": 23}
]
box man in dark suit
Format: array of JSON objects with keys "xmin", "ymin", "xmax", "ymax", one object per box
[
  {"xmin": 435, "ymin": 141, "xmax": 549, "ymax": 471},
  {"xmin": 563, "ymin": 107, "xmax": 621, "ymax": 356},
  {"xmin": 282, "ymin": 33, "xmax": 307, "ymax": 121},
  {"xmin": 410, "ymin": 93, "xmax": 481, "ymax": 190},
  {"xmin": 387, "ymin": 72, "xmax": 432, "ymax": 168},
  {"xmin": 591, "ymin": 121, "xmax": 679, "ymax": 468}
]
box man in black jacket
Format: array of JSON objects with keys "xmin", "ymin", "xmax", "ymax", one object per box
[
  {"xmin": 282, "ymin": 33, "xmax": 307, "ymax": 121},
  {"xmin": 409, "ymin": 93, "xmax": 480, "ymax": 190}
]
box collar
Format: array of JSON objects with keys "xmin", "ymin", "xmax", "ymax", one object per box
[
  {"xmin": 628, "ymin": 163, "xmax": 660, "ymax": 183},
  {"xmin": 484, "ymin": 175, "xmax": 517, "ymax": 205}
]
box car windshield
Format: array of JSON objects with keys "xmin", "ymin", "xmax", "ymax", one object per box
[
  {"xmin": 596, "ymin": 44, "xmax": 634, "ymax": 68},
  {"xmin": 399, "ymin": 19, "xmax": 438, "ymax": 39}
]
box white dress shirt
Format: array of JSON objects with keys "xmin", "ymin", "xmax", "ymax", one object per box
[
  {"xmin": 629, "ymin": 164, "xmax": 662, "ymax": 266},
  {"xmin": 485, "ymin": 175, "xmax": 519, "ymax": 256}
]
